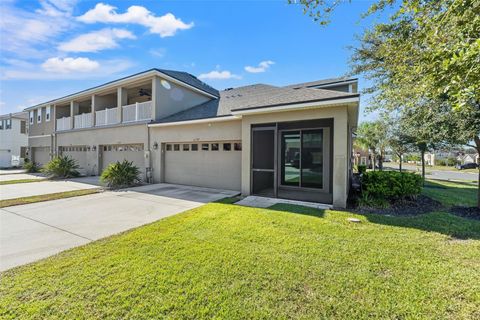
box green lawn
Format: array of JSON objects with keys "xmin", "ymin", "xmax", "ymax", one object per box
[
  {"xmin": 0, "ymin": 178, "xmax": 45, "ymax": 185},
  {"xmin": 1, "ymin": 187, "xmax": 479, "ymax": 319},
  {"xmin": 0, "ymin": 189, "xmax": 100, "ymax": 208},
  {"xmin": 422, "ymin": 179, "xmax": 477, "ymax": 207}
]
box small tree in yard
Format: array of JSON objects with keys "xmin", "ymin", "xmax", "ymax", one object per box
[
  {"xmin": 43, "ymin": 155, "xmax": 80, "ymax": 179},
  {"xmin": 100, "ymin": 160, "xmax": 140, "ymax": 189},
  {"xmin": 356, "ymin": 121, "xmax": 387, "ymax": 171}
]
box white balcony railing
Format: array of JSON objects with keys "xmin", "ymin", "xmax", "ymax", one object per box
[
  {"xmin": 122, "ymin": 101, "xmax": 152, "ymax": 123},
  {"xmin": 95, "ymin": 107, "xmax": 118, "ymax": 126},
  {"xmin": 74, "ymin": 113, "xmax": 93, "ymax": 129},
  {"xmin": 56, "ymin": 117, "xmax": 72, "ymax": 131}
]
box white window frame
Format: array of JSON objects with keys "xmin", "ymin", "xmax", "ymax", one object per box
[
  {"xmin": 46, "ymin": 106, "xmax": 51, "ymax": 122},
  {"xmin": 6, "ymin": 119, "xmax": 11, "ymax": 129},
  {"xmin": 29, "ymin": 111, "xmax": 34, "ymax": 124},
  {"xmin": 37, "ymin": 108, "xmax": 42, "ymax": 124}
]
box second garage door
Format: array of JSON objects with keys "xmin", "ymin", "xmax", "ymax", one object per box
[
  {"xmin": 164, "ymin": 141, "xmax": 241, "ymax": 191},
  {"xmin": 101, "ymin": 143, "xmax": 145, "ymax": 176},
  {"xmin": 60, "ymin": 145, "xmax": 88, "ymax": 175},
  {"xmin": 31, "ymin": 146, "xmax": 50, "ymax": 167}
]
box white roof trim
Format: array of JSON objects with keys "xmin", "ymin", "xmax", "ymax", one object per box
[
  {"xmin": 231, "ymin": 97, "xmax": 360, "ymax": 116},
  {"xmin": 148, "ymin": 115, "xmax": 239, "ymax": 128},
  {"xmin": 24, "ymin": 70, "xmax": 217, "ymax": 111}
]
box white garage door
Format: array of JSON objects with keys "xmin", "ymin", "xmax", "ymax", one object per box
[
  {"xmin": 0, "ymin": 150, "xmax": 11, "ymax": 168},
  {"xmin": 60, "ymin": 145, "xmax": 88, "ymax": 175},
  {"xmin": 32, "ymin": 147, "xmax": 50, "ymax": 166},
  {"xmin": 101, "ymin": 143, "xmax": 145, "ymax": 176},
  {"xmin": 164, "ymin": 141, "xmax": 241, "ymax": 191}
]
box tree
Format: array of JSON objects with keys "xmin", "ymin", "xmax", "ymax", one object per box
[
  {"xmin": 355, "ymin": 121, "xmax": 387, "ymax": 171},
  {"xmin": 384, "ymin": 115, "xmax": 413, "ymax": 172}
]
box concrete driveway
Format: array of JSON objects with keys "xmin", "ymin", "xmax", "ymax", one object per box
[
  {"xmin": 0, "ymin": 176, "xmax": 102, "ymax": 200},
  {"xmin": 0, "ymin": 183, "xmax": 238, "ymax": 271}
]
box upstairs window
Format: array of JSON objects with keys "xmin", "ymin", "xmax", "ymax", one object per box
[
  {"xmin": 29, "ymin": 111, "xmax": 34, "ymax": 124},
  {"xmin": 0, "ymin": 120, "xmax": 3, "ymax": 130},
  {"xmin": 6, "ymin": 119, "xmax": 11, "ymax": 129},
  {"xmin": 37, "ymin": 108, "xmax": 42, "ymax": 123},
  {"xmin": 46, "ymin": 106, "xmax": 51, "ymax": 122},
  {"xmin": 20, "ymin": 120, "xmax": 27, "ymax": 134}
]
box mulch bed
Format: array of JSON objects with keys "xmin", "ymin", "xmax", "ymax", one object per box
[
  {"xmin": 450, "ymin": 206, "xmax": 480, "ymax": 220},
  {"xmin": 353, "ymin": 195, "xmax": 443, "ymax": 216}
]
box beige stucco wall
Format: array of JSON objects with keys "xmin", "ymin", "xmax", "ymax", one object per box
[
  {"xmin": 149, "ymin": 120, "xmax": 242, "ymax": 184},
  {"xmin": 240, "ymin": 105, "xmax": 350, "ymax": 208},
  {"xmin": 56, "ymin": 124, "xmax": 148, "ymax": 176},
  {"xmin": 29, "ymin": 107, "xmax": 55, "ymax": 136},
  {"xmin": 152, "ymin": 76, "xmax": 212, "ymax": 121}
]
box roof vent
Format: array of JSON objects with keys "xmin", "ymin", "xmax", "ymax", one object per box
[{"xmin": 224, "ymin": 88, "xmax": 234, "ymax": 91}]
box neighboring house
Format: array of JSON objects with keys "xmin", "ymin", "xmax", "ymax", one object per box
[
  {"xmin": 24, "ymin": 69, "xmax": 359, "ymax": 208},
  {"xmin": 0, "ymin": 112, "xmax": 28, "ymax": 168},
  {"xmin": 352, "ymin": 146, "xmax": 370, "ymax": 168},
  {"xmin": 457, "ymin": 153, "xmax": 477, "ymax": 164}
]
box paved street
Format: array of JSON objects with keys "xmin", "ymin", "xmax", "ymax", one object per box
[
  {"xmin": 0, "ymin": 183, "xmax": 238, "ymax": 271},
  {"xmin": 383, "ymin": 163, "xmax": 478, "ymax": 181}
]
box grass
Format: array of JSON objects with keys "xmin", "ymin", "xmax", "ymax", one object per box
[
  {"xmin": 0, "ymin": 178, "xmax": 45, "ymax": 185},
  {"xmin": 0, "ymin": 189, "xmax": 100, "ymax": 208},
  {"xmin": 1, "ymin": 193, "xmax": 480, "ymax": 319},
  {"xmin": 1, "ymin": 179, "xmax": 479, "ymax": 319},
  {"xmin": 422, "ymin": 179, "xmax": 477, "ymax": 207}
]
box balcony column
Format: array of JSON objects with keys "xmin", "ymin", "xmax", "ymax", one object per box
[
  {"xmin": 117, "ymin": 87, "xmax": 127, "ymax": 123},
  {"xmin": 91, "ymin": 94, "xmax": 97, "ymax": 127},
  {"xmin": 53, "ymin": 104, "xmax": 57, "ymax": 131},
  {"xmin": 151, "ymin": 77, "xmax": 159, "ymax": 121},
  {"xmin": 70, "ymin": 101, "xmax": 78, "ymax": 129}
]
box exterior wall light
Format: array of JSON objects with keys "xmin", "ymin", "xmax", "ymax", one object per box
[
  {"xmin": 153, "ymin": 142, "xmax": 158, "ymax": 150},
  {"xmin": 92, "ymin": 145, "xmax": 97, "ymax": 152}
]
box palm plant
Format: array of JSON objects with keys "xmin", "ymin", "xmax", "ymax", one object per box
[
  {"xmin": 43, "ymin": 155, "xmax": 80, "ymax": 179},
  {"xmin": 100, "ymin": 160, "xmax": 140, "ymax": 188}
]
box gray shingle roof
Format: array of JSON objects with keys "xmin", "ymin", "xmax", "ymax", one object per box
[
  {"xmin": 158, "ymin": 69, "xmax": 219, "ymax": 97},
  {"xmin": 156, "ymin": 84, "xmax": 358, "ymax": 123},
  {"xmin": 284, "ymin": 77, "xmax": 357, "ymax": 89}
]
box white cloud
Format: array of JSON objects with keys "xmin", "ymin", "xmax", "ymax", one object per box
[
  {"xmin": 0, "ymin": 0, "xmax": 76, "ymax": 58},
  {"xmin": 198, "ymin": 70, "xmax": 241, "ymax": 80},
  {"xmin": 149, "ymin": 48, "xmax": 166, "ymax": 58},
  {"xmin": 41, "ymin": 57, "xmax": 100, "ymax": 73},
  {"xmin": 58, "ymin": 28, "xmax": 136, "ymax": 52},
  {"xmin": 78, "ymin": 3, "xmax": 193, "ymax": 37},
  {"xmin": 244, "ymin": 60, "xmax": 275, "ymax": 73}
]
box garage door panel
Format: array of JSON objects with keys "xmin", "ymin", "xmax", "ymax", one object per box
[
  {"xmin": 32, "ymin": 147, "xmax": 50, "ymax": 167},
  {"xmin": 165, "ymin": 142, "xmax": 241, "ymax": 191},
  {"xmin": 60, "ymin": 146, "xmax": 88, "ymax": 175},
  {"xmin": 101, "ymin": 144, "xmax": 145, "ymax": 178}
]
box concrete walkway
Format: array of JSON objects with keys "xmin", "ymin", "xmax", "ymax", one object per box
[
  {"xmin": 0, "ymin": 183, "xmax": 238, "ymax": 271},
  {"xmin": 236, "ymin": 196, "xmax": 332, "ymax": 210},
  {"xmin": 0, "ymin": 176, "xmax": 102, "ymax": 200}
]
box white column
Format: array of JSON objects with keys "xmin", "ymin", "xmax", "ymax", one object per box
[
  {"xmin": 117, "ymin": 87, "xmax": 127, "ymax": 123},
  {"xmin": 91, "ymin": 95, "xmax": 96, "ymax": 127},
  {"xmin": 70, "ymin": 101, "xmax": 78, "ymax": 129}
]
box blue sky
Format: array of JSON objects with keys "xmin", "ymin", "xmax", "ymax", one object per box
[{"xmin": 0, "ymin": 0, "xmax": 390, "ymax": 121}]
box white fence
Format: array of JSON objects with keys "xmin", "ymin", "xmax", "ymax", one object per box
[
  {"xmin": 56, "ymin": 117, "xmax": 72, "ymax": 131},
  {"xmin": 122, "ymin": 101, "xmax": 152, "ymax": 123},
  {"xmin": 74, "ymin": 113, "xmax": 92, "ymax": 129},
  {"xmin": 95, "ymin": 108, "xmax": 118, "ymax": 126}
]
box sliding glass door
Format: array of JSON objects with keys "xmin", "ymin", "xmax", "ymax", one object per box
[{"xmin": 281, "ymin": 129, "xmax": 323, "ymax": 189}]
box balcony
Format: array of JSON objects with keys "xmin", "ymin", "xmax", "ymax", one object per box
[
  {"xmin": 96, "ymin": 107, "xmax": 118, "ymax": 126},
  {"xmin": 122, "ymin": 101, "xmax": 152, "ymax": 123},
  {"xmin": 56, "ymin": 117, "xmax": 72, "ymax": 131},
  {"xmin": 74, "ymin": 113, "xmax": 93, "ymax": 129}
]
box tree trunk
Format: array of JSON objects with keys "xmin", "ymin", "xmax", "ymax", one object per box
[
  {"xmin": 371, "ymin": 149, "xmax": 376, "ymax": 171},
  {"xmin": 475, "ymin": 136, "xmax": 480, "ymax": 208},
  {"xmin": 398, "ymin": 153, "xmax": 403, "ymax": 173},
  {"xmin": 421, "ymin": 149, "xmax": 426, "ymax": 186}
]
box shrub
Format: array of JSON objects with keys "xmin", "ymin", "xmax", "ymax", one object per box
[
  {"xmin": 100, "ymin": 160, "xmax": 140, "ymax": 188},
  {"xmin": 43, "ymin": 155, "xmax": 80, "ymax": 179},
  {"xmin": 357, "ymin": 164, "xmax": 367, "ymax": 174},
  {"xmin": 23, "ymin": 159, "xmax": 41, "ymax": 173},
  {"xmin": 360, "ymin": 171, "xmax": 422, "ymax": 204}
]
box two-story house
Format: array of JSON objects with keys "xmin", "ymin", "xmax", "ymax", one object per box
[
  {"xmin": 25, "ymin": 69, "xmax": 359, "ymax": 208},
  {"xmin": 0, "ymin": 112, "xmax": 28, "ymax": 168}
]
